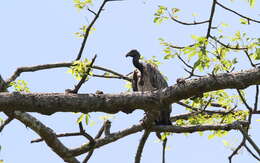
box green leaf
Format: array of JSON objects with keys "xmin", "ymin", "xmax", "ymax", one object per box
[
  {"xmin": 240, "ymin": 18, "xmax": 249, "ymax": 25},
  {"xmin": 248, "ymin": 0, "xmax": 255, "ymax": 7},
  {"xmin": 255, "ymin": 48, "xmax": 260, "ymax": 60},
  {"xmin": 208, "ymin": 134, "xmax": 215, "ymax": 140},
  {"xmin": 85, "ymin": 114, "xmax": 90, "ymax": 125},
  {"xmin": 222, "ymin": 140, "xmax": 230, "ymax": 147},
  {"xmin": 77, "ymin": 114, "xmax": 85, "ymax": 123},
  {"xmin": 164, "ymin": 54, "xmax": 174, "ymax": 60}
]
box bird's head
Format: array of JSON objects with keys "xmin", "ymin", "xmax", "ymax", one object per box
[{"xmin": 125, "ymin": 49, "xmax": 141, "ymax": 59}]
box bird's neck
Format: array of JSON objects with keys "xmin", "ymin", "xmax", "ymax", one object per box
[{"xmin": 133, "ymin": 57, "xmax": 144, "ymax": 73}]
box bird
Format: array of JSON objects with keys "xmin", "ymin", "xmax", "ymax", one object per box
[{"xmin": 126, "ymin": 49, "xmax": 172, "ymax": 163}]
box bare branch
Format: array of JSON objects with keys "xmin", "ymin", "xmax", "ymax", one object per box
[
  {"xmin": 4, "ymin": 61, "xmax": 130, "ymax": 91},
  {"xmin": 244, "ymin": 144, "xmax": 260, "ymax": 161},
  {"xmin": 167, "ymin": 10, "xmax": 209, "ymax": 26},
  {"xmin": 254, "ymin": 85, "xmax": 259, "ymax": 112},
  {"xmin": 206, "ymin": 0, "xmax": 217, "ymax": 38},
  {"xmin": 239, "ymin": 126, "xmax": 260, "ymax": 156},
  {"xmin": 5, "ymin": 111, "xmax": 79, "ymax": 163},
  {"xmin": 31, "ymin": 132, "xmax": 82, "ymax": 143},
  {"xmin": 70, "ymin": 120, "xmax": 248, "ymax": 156},
  {"xmin": 209, "ymin": 35, "xmax": 248, "ymax": 50},
  {"xmin": 228, "ymin": 138, "xmax": 246, "ymax": 163},
  {"xmin": 76, "ymin": 0, "xmax": 109, "ymax": 60},
  {"xmin": 216, "ymin": 1, "xmax": 260, "ymax": 24},
  {"xmin": 135, "ymin": 130, "xmax": 150, "ymax": 163},
  {"xmin": 0, "ymin": 117, "xmax": 13, "ymax": 132}
]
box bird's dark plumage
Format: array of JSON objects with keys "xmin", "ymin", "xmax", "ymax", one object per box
[
  {"xmin": 126, "ymin": 49, "xmax": 172, "ymax": 125},
  {"xmin": 126, "ymin": 49, "xmax": 172, "ymax": 163}
]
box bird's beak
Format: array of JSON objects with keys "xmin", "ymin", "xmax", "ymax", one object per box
[{"xmin": 125, "ymin": 53, "xmax": 130, "ymax": 57}]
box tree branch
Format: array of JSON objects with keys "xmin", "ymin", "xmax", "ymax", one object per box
[
  {"xmin": 0, "ymin": 117, "xmax": 13, "ymax": 132},
  {"xmin": 216, "ymin": 1, "xmax": 260, "ymax": 24},
  {"xmin": 75, "ymin": 0, "xmax": 108, "ymax": 60},
  {"xmin": 4, "ymin": 62, "xmax": 130, "ymax": 90},
  {"xmin": 135, "ymin": 130, "xmax": 150, "ymax": 163},
  {"xmin": 167, "ymin": 10, "xmax": 209, "ymax": 26},
  {"xmin": 5, "ymin": 111, "xmax": 79, "ymax": 163},
  {"xmin": 206, "ymin": 0, "xmax": 217, "ymax": 38},
  {"xmin": 70, "ymin": 120, "xmax": 248, "ymax": 156},
  {"xmin": 1, "ymin": 68, "xmax": 260, "ymax": 114}
]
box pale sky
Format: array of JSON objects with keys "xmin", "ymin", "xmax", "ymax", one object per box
[{"xmin": 0, "ymin": 0, "xmax": 260, "ymax": 163}]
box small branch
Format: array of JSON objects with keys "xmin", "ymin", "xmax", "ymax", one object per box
[
  {"xmin": 0, "ymin": 117, "xmax": 13, "ymax": 132},
  {"xmin": 244, "ymin": 50, "xmax": 256, "ymax": 67},
  {"xmin": 239, "ymin": 126, "xmax": 260, "ymax": 156},
  {"xmin": 206, "ymin": 0, "xmax": 217, "ymax": 38},
  {"xmin": 244, "ymin": 143, "xmax": 260, "ymax": 161},
  {"xmin": 216, "ymin": 1, "xmax": 260, "ymax": 24},
  {"xmin": 254, "ymin": 85, "xmax": 259, "ymax": 112},
  {"xmin": 76, "ymin": 0, "xmax": 109, "ymax": 60},
  {"xmin": 5, "ymin": 111, "xmax": 79, "ymax": 163},
  {"xmin": 0, "ymin": 74, "xmax": 7, "ymax": 91},
  {"xmin": 169, "ymin": 43, "xmax": 195, "ymax": 50},
  {"xmin": 70, "ymin": 120, "xmax": 248, "ymax": 156},
  {"xmin": 236, "ymin": 89, "xmax": 252, "ymax": 112},
  {"xmin": 176, "ymin": 54, "xmax": 193, "ymax": 69},
  {"xmin": 67, "ymin": 55, "xmax": 97, "ymax": 93},
  {"xmin": 209, "ymin": 35, "xmax": 248, "ymax": 50},
  {"xmin": 31, "ymin": 132, "xmax": 82, "ymax": 143},
  {"xmin": 91, "ymin": 65, "xmax": 131, "ymax": 81},
  {"xmin": 5, "ymin": 61, "xmax": 130, "ymax": 90},
  {"xmin": 167, "ymin": 10, "xmax": 209, "ymax": 26},
  {"xmin": 6, "ymin": 62, "xmax": 72, "ymax": 87},
  {"xmin": 228, "ymin": 138, "xmax": 246, "ymax": 163},
  {"xmin": 135, "ymin": 130, "xmax": 150, "ymax": 163}
]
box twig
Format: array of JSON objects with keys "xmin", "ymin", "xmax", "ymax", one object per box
[
  {"xmin": 0, "ymin": 117, "xmax": 13, "ymax": 132},
  {"xmin": 244, "ymin": 50, "xmax": 256, "ymax": 67},
  {"xmin": 78, "ymin": 122, "xmax": 95, "ymax": 163},
  {"xmin": 228, "ymin": 138, "xmax": 246, "ymax": 163},
  {"xmin": 68, "ymin": 55, "xmax": 97, "ymax": 93},
  {"xmin": 167, "ymin": 10, "xmax": 209, "ymax": 26},
  {"xmin": 206, "ymin": 0, "xmax": 217, "ymax": 38},
  {"xmin": 209, "ymin": 35, "xmax": 248, "ymax": 50},
  {"xmin": 239, "ymin": 125, "xmax": 260, "ymax": 156},
  {"xmin": 244, "ymin": 143, "xmax": 260, "ymax": 161},
  {"xmin": 254, "ymin": 85, "xmax": 259, "ymax": 112},
  {"xmin": 70, "ymin": 120, "xmax": 248, "ymax": 156},
  {"xmin": 216, "ymin": 1, "xmax": 260, "ymax": 24},
  {"xmin": 135, "ymin": 130, "xmax": 150, "ymax": 163},
  {"xmin": 76, "ymin": 0, "xmax": 109, "ymax": 60},
  {"xmin": 6, "ymin": 62, "xmax": 72, "ymax": 87},
  {"xmin": 31, "ymin": 132, "xmax": 82, "ymax": 143},
  {"xmin": 236, "ymin": 89, "xmax": 252, "ymax": 111}
]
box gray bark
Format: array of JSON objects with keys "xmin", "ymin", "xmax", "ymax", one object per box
[{"xmin": 0, "ymin": 68, "xmax": 260, "ymax": 114}]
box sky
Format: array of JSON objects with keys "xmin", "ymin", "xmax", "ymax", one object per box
[{"xmin": 0, "ymin": 0, "xmax": 260, "ymax": 163}]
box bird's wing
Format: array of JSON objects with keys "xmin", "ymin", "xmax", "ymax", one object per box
[
  {"xmin": 146, "ymin": 63, "xmax": 168, "ymax": 89},
  {"xmin": 132, "ymin": 70, "xmax": 139, "ymax": 91}
]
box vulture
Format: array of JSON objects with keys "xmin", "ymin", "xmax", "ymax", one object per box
[{"xmin": 126, "ymin": 49, "xmax": 172, "ymax": 163}]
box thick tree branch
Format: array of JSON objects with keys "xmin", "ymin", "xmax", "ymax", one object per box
[
  {"xmin": 5, "ymin": 111, "xmax": 79, "ymax": 163},
  {"xmin": 1, "ymin": 68, "xmax": 260, "ymax": 114},
  {"xmin": 70, "ymin": 120, "xmax": 248, "ymax": 156}
]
